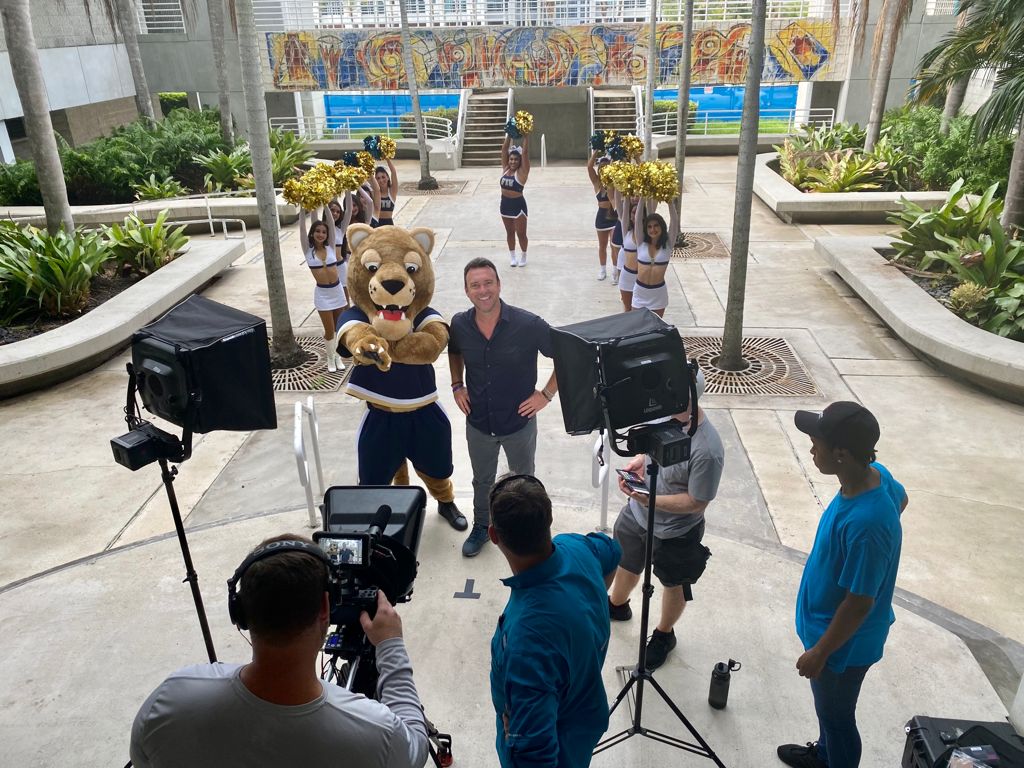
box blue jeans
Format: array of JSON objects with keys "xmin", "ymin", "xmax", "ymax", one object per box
[{"xmin": 810, "ymin": 664, "xmax": 872, "ymax": 768}]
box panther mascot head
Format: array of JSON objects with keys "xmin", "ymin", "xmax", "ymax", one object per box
[{"xmin": 345, "ymin": 223, "xmax": 435, "ymax": 342}]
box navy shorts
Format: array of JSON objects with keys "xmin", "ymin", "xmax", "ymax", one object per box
[
  {"xmin": 500, "ymin": 195, "xmax": 528, "ymax": 218},
  {"xmin": 611, "ymin": 220, "xmax": 623, "ymax": 248},
  {"xmin": 371, "ymin": 218, "xmax": 394, "ymax": 228},
  {"xmin": 596, "ymin": 207, "xmax": 618, "ymax": 231},
  {"xmin": 614, "ymin": 509, "xmax": 710, "ymax": 600},
  {"xmin": 356, "ymin": 403, "xmax": 454, "ymax": 484}
]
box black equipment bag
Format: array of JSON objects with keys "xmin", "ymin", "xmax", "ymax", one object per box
[{"xmin": 903, "ymin": 715, "xmax": 1024, "ymax": 768}]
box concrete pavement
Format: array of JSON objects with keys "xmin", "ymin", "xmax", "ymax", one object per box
[{"xmin": 0, "ymin": 157, "xmax": 1021, "ymax": 766}]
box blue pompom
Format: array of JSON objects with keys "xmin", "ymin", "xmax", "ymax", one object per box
[
  {"xmin": 589, "ymin": 132, "xmax": 605, "ymax": 151},
  {"xmin": 362, "ymin": 134, "xmax": 382, "ymax": 159},
  {"xmin": 343, "ymin": 151, "xmax": 359, "ymax": 167},
  {"xmin": 504, "ymin": 119, "xmax": 522, "ymax": 139}
]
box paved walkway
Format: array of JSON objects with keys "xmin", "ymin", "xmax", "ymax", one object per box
[{"xmin": 1, "ymin": 157, "xmax": 1021, "ymax": 766}]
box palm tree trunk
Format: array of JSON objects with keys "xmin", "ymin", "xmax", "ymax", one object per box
[
  {"xmin": 399, "ymin": 0, "xmax": 436, "ymax": 189},
  {"xmin": 235, "ymin": 0, "xmax": 304, "ymax": 367},
  {"xmin": 939, "ymin": 77, "xmax": 968, "ymax": 136},
  {"xmin": 1, "ymin": 0, "xmax": 73, "ymax": 233},
  {"xmin": 674, "ymin": 0, "xmax": 694, "ymax": 233},
  {"xmin": 1002, "ymin": 114, "xmax": 1024, "ymax": 231},
  {"xmin": 114, "ymin": 0, "xmax": 156, "ymax": 122},
  {"xmin": 864, "ymin": 0, "xmax": 902, "ymax": 151},
  {"xmin": 207, "ymin": 0, "xmax": 235, "ymax": 144},
  {"xmin": 644, "ymin": 0, "xmax": 658, "ymax": 160},
  {"xmin": 718, "ymin": 0, "xmax": 767, "ymax": 371}
]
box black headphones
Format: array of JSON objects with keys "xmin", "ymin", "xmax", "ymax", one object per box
[{"xmin": 226, "ymin": 539, "xmax": 332, "ymax": 631}]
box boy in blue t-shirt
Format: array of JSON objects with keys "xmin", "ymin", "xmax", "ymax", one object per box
[{"xmin": 778, "ymin": 402, "xmax": 908, "ymax": 768}]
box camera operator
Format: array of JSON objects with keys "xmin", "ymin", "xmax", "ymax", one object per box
[
  {"xmin": 130, "ymin": 534, "xmax": 429, "ymax": 767},
  {"xmin": 607, "ymin": 367, "xmax": 724, "ymax": 671}
]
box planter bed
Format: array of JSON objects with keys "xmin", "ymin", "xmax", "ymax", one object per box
[
  {"xmin": 0, "ymin": 238, "xmax": 245, "ymax": 398},
  {"xmin": 755, "ymin": 152, "xmax": 950, "ymax": 224},
  {"xmin": 816, "ymin": 235, "xmax": 1024, "ymax": 403}
]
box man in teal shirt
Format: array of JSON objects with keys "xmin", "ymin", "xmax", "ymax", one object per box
[
  {"xmin": 778, "ymin": 402, "xmax": 908, "ymax": 768},
  {"xmin": 488, "ymin": 474, "xmax": 622, "ymax": 767}
]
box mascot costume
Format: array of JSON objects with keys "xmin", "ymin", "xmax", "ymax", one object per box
[{"xmin": 336, "ymin": 223, "xmax": 467, "ymax": 531}]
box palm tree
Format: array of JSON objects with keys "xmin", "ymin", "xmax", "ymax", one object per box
[
  {"xmin": 398, "ymin": 0, "xmax": 437, "ymax": 189},
  {"xmin": 864, "ymin": 0, "xmax": 915, "ymax": 151},
  {"xmin": 939, "ymin": 7, "xmax": 974, "ymax": 136},
  {"xmin": 915, "ymin": 0, "xmax": 1024, "ymax": 228},
  {"xmin": 206, "ymin": 0, "xmax": 235, "ymax": 144},
  {"xmin": 1, "ymin": 0, "xmax": 74, "ymax": 233},
  {"xmin": 719, "ymin": 0, "xmax": 767, "ymax": 370},
  {"xmin": 644, "ymin": 0, "xmax": 659, "ymax": 160},
  {"xmin": 235, "ymin": 0, "xmax": 305, "ymax": 367},
  {"xmin": 674, "ymin": 0, "xmax": 694, "ymax": 220},
  {"xmin": 114, "ymin": 0, "xmax": 156, "ymax": 122}
]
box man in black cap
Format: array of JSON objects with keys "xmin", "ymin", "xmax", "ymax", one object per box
[{"xmin": 777, "ymin": 402, "xmax": 908, "ymax": 768}]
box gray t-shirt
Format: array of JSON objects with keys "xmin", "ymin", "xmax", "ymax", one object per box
[
  {"xmin": 628, "ymin": 417, "xmax": 725, "ymax": 538},
  {"xmin": 130, "ymin": 638, "xmax": 428, "ymax": 768}
]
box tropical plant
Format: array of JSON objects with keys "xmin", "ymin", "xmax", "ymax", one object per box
[
  {"xmin": 159, "ymin": 92, "xmax": 189, "ymax": 116},
  {"xmin": 917, "ymin": 116, "xmax": 1013, "ymax": 195},
  {"xmin": 925, "ymin": 219, "xmax": 1024, "ymax": 290},
  {"xmin": 0, "ymin": 161, "xmax": 43, "ymax": 206},
  {"xmin": 915, "ymin": 0, "xmax": 1024, "ymax": 228},
  {"xmin": 132, "ymin": 174, "xmax": 189, "ymax": 201},
  {"xmin": 866, "ymin": 135, "xmax": 917, "ymax": 191},
  {"xmin": 888, "ymin": 180, "xmax": 1004, "ymax": 267},
  {"xmin": 0, "ymin": 226, "xmax": 110, "ymax": 316},
  {"xmin": 105, "ymin": 211, "xmax": 189, "ymax": 277},
  {"xmin": 270, "ymin": 141, "xmax": 314, "ymax": 184},
  {"xmin": 948, "ymin": 281, "xmax": 989, "ymax": 316},
  {"xmin": 194, "ymin": 145, "xmax": 253, "ymax": 189},
  {"xmin": 803, "ymin": 150, "xmax": 886, "ymax": 193},
  {"xmin": 985, "ymin": 282, "xmax": 1024, "ymax": 338}
]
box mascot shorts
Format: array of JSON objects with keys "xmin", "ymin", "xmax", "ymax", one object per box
[{"xmin": 356, "ymin": 402, "xmax": 454, "ymax": 484}]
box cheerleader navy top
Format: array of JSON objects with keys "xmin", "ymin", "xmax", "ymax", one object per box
[{"xmin": 500, "ymin": 172, "xmax": 525, "ymax": 194}]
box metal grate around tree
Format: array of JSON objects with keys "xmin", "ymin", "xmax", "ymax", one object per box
[
  {"xmin": 271, "ymin": 335, "xmax": 351, "ymax": 392},
  {"xmin": 683, "ymin": 335, "xmax": 818, "ymax": 396},
  {"xmin": 671, "ymin": 232, "xmax": 730, "ymax": 260},
  {"xmin": 398, "ymin": 181, "xmax": 467, "ymax": 196}
]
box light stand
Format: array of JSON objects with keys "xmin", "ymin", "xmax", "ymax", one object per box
[{"xmin": 593, "ymin": 363, "xmax": 725, "ymax": 766}]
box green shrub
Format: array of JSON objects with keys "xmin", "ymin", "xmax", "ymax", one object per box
[
  {"xmin": 194, "ymin": 145, "xmax": 252, "ymax": 190},
  {"xmin": 159, "ymin": 92, "xmax": 189, "ymax": 117},
  {"xmin": 269, "ymin": 131, "xmax": 314, "ymax": 183},
  {"xmin": 803, "ymin": 150, "xmax": 886, "ymax": 193},
  {"xmin": 0, "ymin": 162, "xmax": 42, "ymax": 206},
  {"xmin": 919, "ymin": 117, "xmax": 1013, "ymax": 195},
  {"xmin": 888, "ymin": 180, "xmax": 1004, "ymax": 269},
  {"xmin": 132, "ymin": 174, "xmax": 189, "ymax": 201},
  {"xmin": 105, "ymin": 211, "xmax": 189, "ymax": 277},
  {"xmin": 0, "ymin": 225, "xmax": 111, "ymax": 317},
  {"xmin": 985, "ymin": 282, "xmax": 1024, "ymax": 340},
  {"xmin": 881, "ymin": 105, "xmax": 941, "ymax": 162},
  {"xmin": 925, "ymin": 219, "xmax": 1024, "ymax": 291}
]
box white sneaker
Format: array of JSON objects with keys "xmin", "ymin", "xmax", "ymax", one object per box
[
  {"xmin": 597, "ymin": 266, "xmax": 607, "ymax": 281},
  {"xmin": 611, "ymin": 269, "xmax": 620, "ymax": 285},
  {"xmin": 509, "ymin": 253, "xmax": 517, "ymax": 268},
  {"xmin": 517, "ymin": 253, "xmax": 527, "ymax": 267},
  {"xmin": 326, "ymin": 346, "xmax": 338, "ymax": 373},
  {"xmin": 334, "ymin": 353, "xmax": 345, "ymax": 372}
]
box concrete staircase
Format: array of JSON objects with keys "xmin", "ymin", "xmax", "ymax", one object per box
[
  {"xmin": 592, "ymin": 89, "xmax": 638, "ymax": 136},
  {"xmin": 461, "ymin": 92, "xmax": 509, "ymax": 167}
]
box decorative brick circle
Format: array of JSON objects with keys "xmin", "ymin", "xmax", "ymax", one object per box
[
  {"xmin": 398, "ymin": 180, "xmax": 467, "ymax": 195},
  {"xmin": 271, "ymin": 335, "xmax": 351, "ymax": 392},
  {"xmin": 671, "ymin": 232, "xmax": 730, "ymax": 260},
  {"xmin": 683, "ymin": 335, "xmax": 818, "ymax": 396}
]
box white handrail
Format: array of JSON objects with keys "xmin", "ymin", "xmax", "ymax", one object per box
[
  {"xmin": 588, "ymin": 86, "xmax": 595, "ymax": 140},
  {"xmin": 540, "ymin": 134, "xmax": 547, "ymax": 168},
  {"xmin": 506, "ymin": 88, "xmax": 514, "ymax": 121},
  {"xmin": 456, "ymin": 88, "xmax": 471, "ymax": 167},
  {"xmin": 632, "ymin": 85, "xmax": 645, "ymax": 137},
  {"xmin": 268, "ymin": 114, "xmax": 453, "ymax": 142},
  {"xmin": 294, "ymin": 396, "xmax": 325, "ymax": 529},
  {"xmin": 650, "ymin": 107, "xmax": 836, "ymax": 136}
]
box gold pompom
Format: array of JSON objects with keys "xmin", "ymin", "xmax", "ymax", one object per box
[
  {"xmin": 377, "ymin": 136, "xmax": 397, "ymax": 160},
  {"xmin": 602, "ymin": 161, "xmax": 646, "ymax": 197},
  {"xmin": 619, "ymin": 135, "xmax": 645, "ymax": 161},
  {"xmin": 639, "ymin": 161, "xmax": 680, "ymax": 202},
  {"xmin": 282, "ymin": 164, "xmax": 343, "ymax": 210},
  {"xmin": 514, "ymin": 110, "xmax": 534, "ymax": 135},
  {"xmin": 357, "ymin": 151, "xmax": 376, "ymax": 177}
]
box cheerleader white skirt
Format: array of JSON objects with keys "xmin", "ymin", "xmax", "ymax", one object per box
[{"xmin": 314, "ymin": 280, "xmax": 347, "ymax": 311}]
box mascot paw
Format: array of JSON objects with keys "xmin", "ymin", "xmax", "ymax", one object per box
[{"xmin": 351, "ymin": 337, "xmax": 392, "ymax": 371}]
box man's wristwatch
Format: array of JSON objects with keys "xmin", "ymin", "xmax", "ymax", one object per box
[{"xmin": 452, "ymin": 382, "xmax": 464, "ymax": 392}]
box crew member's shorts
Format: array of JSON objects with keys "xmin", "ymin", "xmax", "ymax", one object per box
[
  {"xmin": 500, "ymin": 195, "xmax": 528, "ymax": 219},
  {"xmin": 614, "ymin": 508, "xmax": 711, "ymax": 601}
]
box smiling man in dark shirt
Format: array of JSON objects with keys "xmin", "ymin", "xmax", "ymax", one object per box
[{"xmin": 448, "ymin": 258, "xmax": 558, "ymax": 557}]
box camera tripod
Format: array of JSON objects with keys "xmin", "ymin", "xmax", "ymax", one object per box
[
  {"xmin": 322, "ymin": 632, "xmax": 453, "ymax": 767},
  {"xmin": 593, "ymin": 459, "xmax": 726, "ymax": 766}
]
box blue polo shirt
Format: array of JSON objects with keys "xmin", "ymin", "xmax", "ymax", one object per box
[
  {"xmin": 491, "ymin": 533, "xmax": 622, "ymax": 768},
  {"xmin": 448, "ymin": 301, "xmax": 553, "ymax": 437},
  {"xmin": 796, "ymin": 462, "xmax": 906, "ymax": 672}
]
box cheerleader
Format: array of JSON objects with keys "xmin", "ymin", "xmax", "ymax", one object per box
[
  {"xmin": 588, "ymin": 150, "xmax": 617, "ymax": 281},
  {"xmin": 632, "ymin": 206, "xmax": 671, "ymax": 317},
  {"xmin": 326, "ymin": 184, "xmax": 373, "ymax": 310},
  {"xmin": 372, "ymin": 158, "xmax": 397, "ymax": 227},
  {"xmin": 299, "ymin": 208, "xmax": 345, "ymax": 372},
  {"xmin": 500, "ymin": 133, "xmax": 530, "ymax": 267},
  {"xmin": 617, "ymin": 192, "xmax": 641, "ymax": 312}
]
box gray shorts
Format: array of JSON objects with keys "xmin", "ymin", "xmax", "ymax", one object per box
[{"xmin": 613, "ymin": 508, "xmax": 711, "ymax": 600}]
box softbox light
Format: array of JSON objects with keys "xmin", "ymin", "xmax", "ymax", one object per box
[
  {"xmin": 551, "ymin": 310, "xmax": 690, "ymax": 436},
  {"xmin": 131, "ymin": 295, "xmax": 276, "ymax": 433}
]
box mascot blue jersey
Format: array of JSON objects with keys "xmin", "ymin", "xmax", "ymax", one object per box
[{"xmin": 337, "ymin": 307, "xmax": 446, "ymax": 410}]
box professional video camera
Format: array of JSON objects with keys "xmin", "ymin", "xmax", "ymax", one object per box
[{"xmin": 313, "ymin": 486, "xmax": 426, "ymax": 696}]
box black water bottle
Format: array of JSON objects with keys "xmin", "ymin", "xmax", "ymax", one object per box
[{"xmin": 708, "ymin": 659, "xmax": 741, "ymax": 709}]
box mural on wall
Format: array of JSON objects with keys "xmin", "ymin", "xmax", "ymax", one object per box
[{"xmin": 267, "ymin": 21, "xmax": 840, "ymax": 91}]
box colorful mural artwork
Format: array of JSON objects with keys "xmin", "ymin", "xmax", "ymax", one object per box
[{"xmin": 266, "ymin": 21, "xmax": 840, "ymax": 91}]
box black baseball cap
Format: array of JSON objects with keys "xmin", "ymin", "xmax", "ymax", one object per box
[{"xmin": 794, "ymin": 401, "xmax": 880, "ymax": 456}]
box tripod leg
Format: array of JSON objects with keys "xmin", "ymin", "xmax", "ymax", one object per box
[
  {"xmin": 606, "ymin": 670, "xmax": 639, "ymax": 718},
  {"xmin": 646, "ymin": 675, "xmax": 727, "ymax": 768}
]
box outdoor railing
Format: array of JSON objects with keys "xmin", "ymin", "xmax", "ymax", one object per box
[
  {"xmin": 924, "ymin": 0, "xmax": 958, "ymax": 15},
  {"xmin": 136, "ymin": 0, "xmax": 186, "ymax": 33},
  {"xmin": 650, "ymin": 107, "xmax": 835, "ymax": 136},
  {"xmin": 253, "ymin": 0, "xmax": 851, "ymax": 31},
  {"xmin": 268, "ymin": 114, "xmax": 455, "ymax": 142}
]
